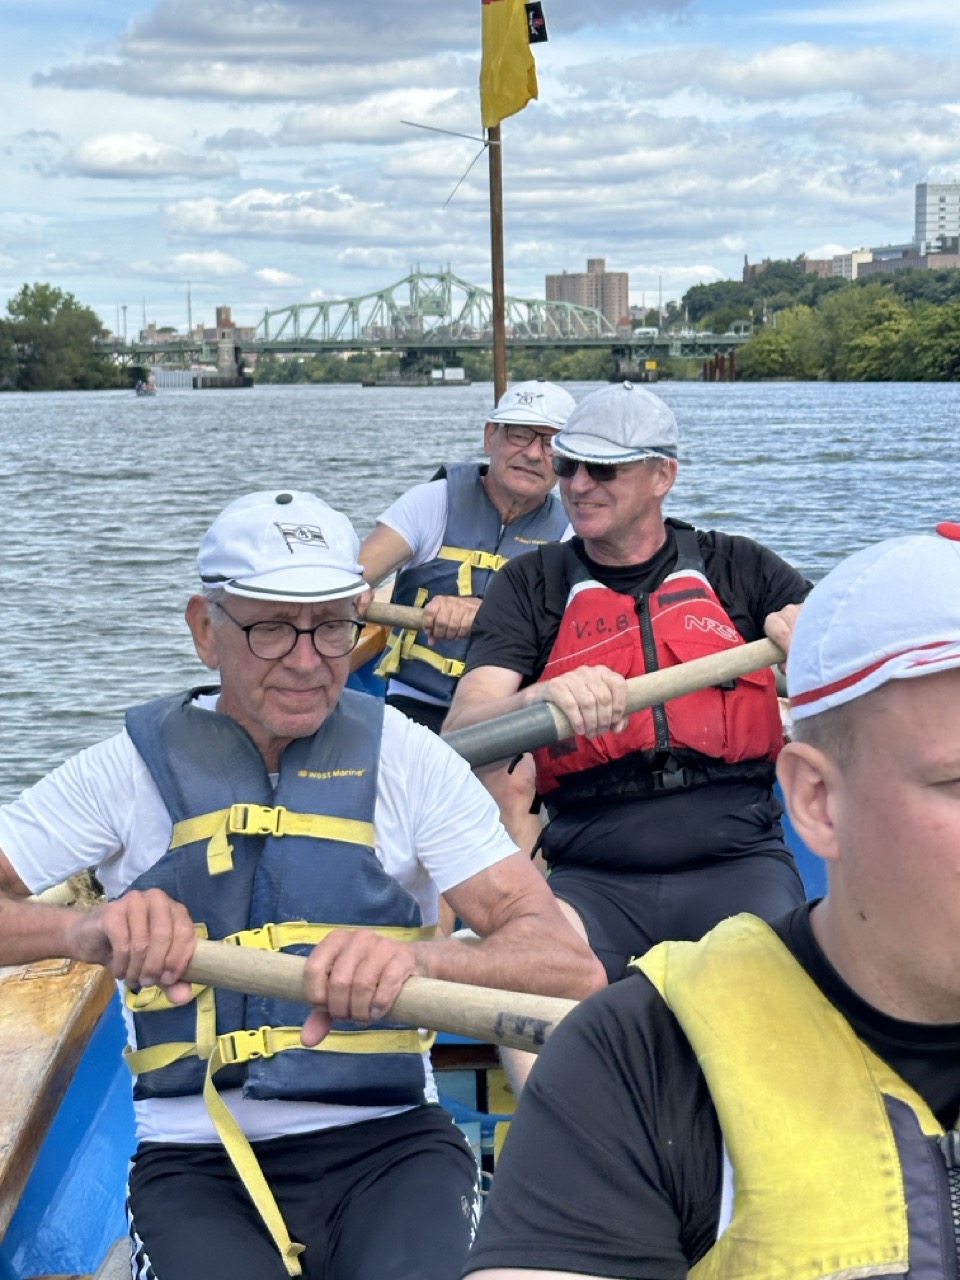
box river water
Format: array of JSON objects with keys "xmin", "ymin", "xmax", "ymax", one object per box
[{"xmin": 0, "ymin": 379, "xmax": 956, "ymax": 799}]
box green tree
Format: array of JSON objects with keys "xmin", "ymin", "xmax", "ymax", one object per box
[
  {"xmin": 817, "ymin": 285, "xmax": 910, "ymax": 381},
  {"xmin": 891, "ymin": 302, "xmax": 960, "ymax": 380},
  {"xmin": 4, "ymin": 283, "xmax": 117, "ymax": 391},
  {"xmin": 736, "ymin": 306, "xmax": 821, "ymax": 380}
]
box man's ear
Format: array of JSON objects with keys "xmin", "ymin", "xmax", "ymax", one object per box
[
  {"xmin": 776, "ymin": 741, "xmax": 841, "ymax": 865},
  {"xmin": 482, "ymin": 420, "xmax": 497, "ymax": 457},
  {"xmin": 185, "ymin": 595, "xmax": 220, "ymax": 671}
]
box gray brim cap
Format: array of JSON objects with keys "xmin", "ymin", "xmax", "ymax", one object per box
[{"xmin": 552, "ymin": 380, "xmax": 679, "ymax": 463}]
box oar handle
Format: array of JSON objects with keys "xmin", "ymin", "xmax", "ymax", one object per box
[
  {"xmin": 442, "ymin": 637, "xmax": 786, "ymax": 768},
  {"xmin": 364, "ymin": 601, "xmax": 425, "ymax": 630},
  {"xmin": 185, "ymin": 938, "xmax": 575, "ymax": 1053}
]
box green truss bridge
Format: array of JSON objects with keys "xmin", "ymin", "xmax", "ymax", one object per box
[{"xmin": 99, "ymin": 270, "xmax": 751, "ymax": 380}]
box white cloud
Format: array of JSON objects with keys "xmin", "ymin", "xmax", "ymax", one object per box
[
  {"xmin": 131, "ymin": 250, "xmax": 247, "ymax": 277},
  {"xmin": 163, "ymin": 186, "xmax": 396, "ymax": 240},
  {"xmin": 255, "ymin": 266, "xmax": 302, "ymax": 286},
  {"xmin": 337, "ymin": 247, "xmax": 405, "ymax": 269},
  {"xmin": 62, "ymin": 132, "xmax": 238, "ymax": 179}
]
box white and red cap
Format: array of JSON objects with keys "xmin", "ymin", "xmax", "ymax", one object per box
[
  {"xmin": 788, "ymin": 522, "xmax": 960, "ymax": 722},
  {"xmin": 198, "ymin": 490, "xmax": 366, "ymax": 603}
]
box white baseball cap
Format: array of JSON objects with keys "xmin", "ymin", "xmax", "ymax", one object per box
[
  {"xmin": 487, "ymin": 379, "xmax": 576, "ymax": 430},
  {"xmin": 552, "ymin": 381, "xmax": 679, "ymax": 463},
  {"xmin": 788, "ymin": 522, "xmax": 960, "ymax": 722},
  {"xmin": 198, "ymin": 490, "xmax": 366, "ymax": 603}
]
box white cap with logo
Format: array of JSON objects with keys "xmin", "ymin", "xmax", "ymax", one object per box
[
  {"xmin": 788, "ymin": 522, "xmax": 960, "ymax": 722},
  {"xmin": 487, "ymin": 379, "xmax": 576, "ymax": 430},
  {"xmin": 198, "ymin": 490, "xmax": 366, "ymax": 603}
]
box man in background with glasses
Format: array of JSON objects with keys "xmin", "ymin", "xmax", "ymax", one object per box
[
  {"xmin": 359, "ymin": 379, "xmax": 574, "ymax": 855},
  {"xmin": 0, "ymin": 490, "xmax": 602, "ymax": 1280},
  {"xmin": 445, "ymin": 382, "xmax": 811, "ymax": 1039}
]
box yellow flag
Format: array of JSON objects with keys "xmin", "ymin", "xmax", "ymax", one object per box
[{"xmin": 480, "ymin": 0, "xmax": 538, "ymax": 129}]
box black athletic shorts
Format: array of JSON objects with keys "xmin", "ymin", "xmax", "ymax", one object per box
[
  {"xmin": 549, "ymin": 852, "xmax": 806, "ymax": 983},
  {"xmin": 126, "ymin": 1104, "xmax": 479, "ymax": 1280}
]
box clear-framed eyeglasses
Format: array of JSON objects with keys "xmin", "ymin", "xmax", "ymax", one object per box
[
  {"xmin": 213, "ymin": 601, "xmax": 363, "ymax": 660},
  {"xmin": 500, "ymin": 423, "xmax": 555, "ymax": 451}
]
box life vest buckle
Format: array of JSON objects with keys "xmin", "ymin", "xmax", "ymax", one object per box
[
  {"xmin": 218, "ymin": 1026, "xmax": 274, "ymax": 1065},
  {"xmin": 650, "ymin": 762, "xmax": 694, "ymax": 792},
  {"xmin": 228, "ymin": 803, "xmax": 286, "ymax": 837}
]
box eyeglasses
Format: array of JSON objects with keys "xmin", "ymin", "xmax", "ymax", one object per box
[
  {"xmin": 552, "ymin": 456, "xmax": 623, "ymax": 483},
  {"xmin": 500, "ymin": 424, "xmax": 555, "ymax": 451},
  {"xmin": 213, "ymin": 601, "xmax": 363, "ymax": 660}
]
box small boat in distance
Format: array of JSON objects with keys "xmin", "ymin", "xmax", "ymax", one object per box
[
  {"xmin": 134, "ymin": 374, "xmax": 157, "ymax": 396},
  {"xmin": 362, "ymin": 368, "xmax": 471, "ymax": 388}
]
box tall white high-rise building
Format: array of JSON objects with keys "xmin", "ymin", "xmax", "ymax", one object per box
[{"xmin": 915, "ymin": 182, "xmax": 960, "ymax": 248}]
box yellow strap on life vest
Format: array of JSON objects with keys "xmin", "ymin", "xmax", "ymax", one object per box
[
  {"xmin": 203, "ymin": 1039, "xmax": 306, "ymax": 1276},
  {"xmin": 225, "ymin": 920, "xmax": 437, "ymax": 950},
  {"xmin": 168, "ymin": 805, "xmax": 376, "ymax": 876},
  {"xmin": 374, "ymin": 627, "xmax": 466, "ymax": 680},
  {"xmin": 200, "ymin": 1021, "xmax": 435, "ymax": 1277},
  {"xmin": 436, "ymin": 544, "xmax": 508, "ymax": 596}
]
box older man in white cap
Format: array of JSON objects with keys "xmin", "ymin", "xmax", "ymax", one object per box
[
  {"xmin": 0, "ymin": 490, "xmax": 602, "ymax": 1280},
  {"xmin": 464, "ymin": 522, "xmax": 960, "ymax": 1280},
  {"xmin": 446, "ymin": 381, "xmax": 811, "ymax": 990},
  {"xmin": 360, "ymin": 379, "xmax": 575, "ymax": 852}
]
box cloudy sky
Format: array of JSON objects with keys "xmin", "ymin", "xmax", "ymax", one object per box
[{"xmin": 3, "ymin": 0, "xmax": 959, "ymax": 335}]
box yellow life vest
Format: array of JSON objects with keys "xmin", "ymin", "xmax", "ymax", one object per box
[{"xmin": 636, "ymin": 915, "xmax": 951, "ymax": 1280}]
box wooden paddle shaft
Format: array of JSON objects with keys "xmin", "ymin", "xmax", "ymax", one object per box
[
  {"xmin": 364, "ymin": 601, "xmax": 424, "ymax": 630},
  {"xmin": 186, "ymin": 938, "xmax": 575, "ymax": 1054},
  {"xmin": 442, "ymin": 637, "xmax": 786, "ymax": 768}
]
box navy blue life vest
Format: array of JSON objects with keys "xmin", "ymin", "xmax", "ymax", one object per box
[
  {"xmin": 123, "ymin": 687, "xmax": 431, "ymax": 1107},
  {"xmin": 378, "ymin": 462, "xmax": 568, "ymax": 703}
]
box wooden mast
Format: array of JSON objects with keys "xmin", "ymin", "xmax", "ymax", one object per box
[{"xmin": 488, "ymin": 123, "xmax": 507, "ymax": 403}]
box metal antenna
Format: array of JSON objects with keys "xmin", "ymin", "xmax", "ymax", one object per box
[{"xmin": 400, "ymin": 120, "xmax": 492, "ymax": 210}]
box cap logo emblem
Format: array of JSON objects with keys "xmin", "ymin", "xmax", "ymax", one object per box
[
  {"xmin": 515, "ymin": 391, "xmax": 542, "ymax": 406},
  {"xmin": 275, "ymin": 522, "xmax": 329, "ymax": 554}
]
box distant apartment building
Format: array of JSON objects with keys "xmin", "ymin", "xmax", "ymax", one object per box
[
  {"xmin": 915, "ymin": 182, "xmax": 960, "ymax": 250},
  {"xmin": 833, "ymin": 249, "xmax": 873, "ymax": 280},
  {"xmin": 546, "ymin": 258, "xmax": 629, "ymax": 327}
]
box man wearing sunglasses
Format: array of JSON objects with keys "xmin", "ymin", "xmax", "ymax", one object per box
[
  {"xmin": 359, "ymin": 379, "xmax": 574, "ymax": 852},
  {"xmin": 445, "ymin": 381, "xmax": 812, "ymax": 1005},
  {"xmin": 0, "ymin": 490, "xmax": 602, "ymax": 1280}
]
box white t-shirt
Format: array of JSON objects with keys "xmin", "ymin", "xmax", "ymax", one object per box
[
  {"xmin": 0, "ymin": 698, "xmax": 516, "ymax": 1144},
  {"xmin": 377, "ymin": 478, "xmax": 572, "ymax": 705}
]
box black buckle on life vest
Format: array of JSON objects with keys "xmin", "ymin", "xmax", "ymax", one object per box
[{"xmin": 649, "ymin": 760, "xmax": 694, "ymax": 792}]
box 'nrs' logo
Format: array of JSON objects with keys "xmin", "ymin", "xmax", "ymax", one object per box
[
  {"xmin": 685, "ymin": 615, "xmax": 739, "ymax": 643},
  {"xmin": 275, "ymin": 522, "xmax": 328, "ymax": 554}
]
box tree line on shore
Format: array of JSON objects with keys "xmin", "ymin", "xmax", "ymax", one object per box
[
  {"xmin": 4, "ymin": 265, "xmax": 960, "ymax": 392},
  {"xmin": 0, "ymin": 284, "xmax": 126, "ymax": 392}
]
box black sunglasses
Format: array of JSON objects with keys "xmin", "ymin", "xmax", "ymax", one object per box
[{"xmin": 552, "ymin": 456, "xmax": 622, "ymax": 483}]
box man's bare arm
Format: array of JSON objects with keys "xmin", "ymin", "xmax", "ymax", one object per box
[
  {"xmin": 301, "ymin": 853, "xmax": 605, "ymax": 1043},
  {"xmin": 0, "ymin": 847, "xmax": 196, "ymax": 999},
  {"xmin": 358, "ymin": 523, "xmax": 415, "ymax": 587}
]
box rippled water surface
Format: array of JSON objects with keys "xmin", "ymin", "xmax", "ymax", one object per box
[{"xmin": 1, "ymin": 380, "xmax": 957, "ymax": 797}]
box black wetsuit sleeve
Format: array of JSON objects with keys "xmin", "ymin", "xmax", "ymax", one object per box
[
  {"xmin": 462, "ymin": 549, "xmax": 560, "ymax": 681},
  {"xmin": 463, "ymin": 973, "xmax": 722, "ymax": 1279}
]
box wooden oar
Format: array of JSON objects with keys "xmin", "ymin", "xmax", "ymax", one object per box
[
  {"xmin": 364, "ymin": 600, "xmax": 425, "ymax": 630},
  {"xmin": 442, "ymin": 637, "xmax": 786, "ymax": 768},
  {"xmin": 185, "ymin": 938, "xmax": 574, "ymax": 1053}
]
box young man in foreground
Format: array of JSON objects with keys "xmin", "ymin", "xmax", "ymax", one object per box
[{"xmin": 465, "ymin": 521, "xmax": 960, "ymax": 1279}]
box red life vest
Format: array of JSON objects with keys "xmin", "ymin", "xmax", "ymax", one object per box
[{"xmin": 533, "ymin": 531, "xmax": 784, "ymax": 797}]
